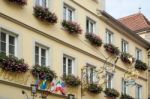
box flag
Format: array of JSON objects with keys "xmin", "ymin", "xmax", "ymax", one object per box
[{"xmin": 40, "ymin": 79, "xmax": 47, "ymax": 90}]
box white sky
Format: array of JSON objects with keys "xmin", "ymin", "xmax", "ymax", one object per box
[{"xmin": 105, "ymin": 0, "xmax": 150, "ymax": 20}]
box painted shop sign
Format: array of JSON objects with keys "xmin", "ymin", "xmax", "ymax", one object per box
[{"xmin": 0, "ymin": 68, "xmax": 30, "ymax": 85}]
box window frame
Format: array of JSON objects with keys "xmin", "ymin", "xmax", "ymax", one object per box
[
  {"xmin": 121, "ymin": 39, "xmax": 128, "ymax": 53},
  {"xmin": 122, "ymin": 79, "xmax": 128, "ymax": 94},
  {"xmin": 35, "ymin": 0, "xmax": 49, "ymax": 8},
  {"xmin": 135, "ymin": 84, "xmax": 142, "ymax": 99},
  {"xmin": 106, "ymin": 72, "xmax": 113, "ymax": 88},
  {"xmin": 85, "ymin": 63, "xmax": 99, "ymax": 84},
  {"xmin": 34, "ymin": 43, "xmax": 49, "ymax": 66},
  {"xmin": 63, "ymin": 54, "xmax": 75, "ymax": 75},
  {"xmin": 0, "ymin": 28, "xmax": 17, "ymax": 57},
  {"xmin": 86, "ymin": 17, "xmax": 96, "ymax": 34},
  {"xmin": 63, "ymin": 4, "xmax": 75, "ymax": 21},
  {"xmin": 135, "ymin": 48, "xmax": 142, "ymax": 61},
  {"xmin": 106, "ymin": 29, "xmax": 114, "ymax": 44}
]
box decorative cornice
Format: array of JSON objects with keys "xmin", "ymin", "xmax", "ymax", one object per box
[{"xmin": 0, "ymin": 12, "xmax": 147, "ymax": 81}]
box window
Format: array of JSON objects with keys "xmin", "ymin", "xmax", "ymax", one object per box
[
  {"xmin": 121, "ymin": 40, "xmax": 128, "ymax": 53},
  {"xmin": 122, "ymin": 79, "xmax": 128, "ymax": 94},
  {"xmin": 85, "ymin": 65, "xmax": 99, "ymax": 84},
  {"xmin": 35, "ymin": 0, "xmax": 49, "ymax": 8},
  {"xmin": 35, "ymin": 44, "xmax": 48, "ymax": 66},
  {"xmin": 0, "ymin": 29, "xmax": 17, "ymax": 56},
  {"xmin": 135, "ymin": 48, "xmax": 142, "ymax": 60},
  {"xmin": 86, "ymin": 18, "xmax": 96, "ymax": 33},
  {"xmin": 136, "ymin": 84, "xmax": 142, "ymax": 99},
  {"xmin": 106, "ymin": 29, "xmax": 113, "ymax": 44},
  {"xmin": 63, "ymin": 4, "xmax": 75, "ymax": 21},
  {"xmin": 106, "ymin": 72, "xmax": 113, "ymax": 88},
  {"xmin": 63, "ymin": 55, "xmax": 75, "ymax": 75}
]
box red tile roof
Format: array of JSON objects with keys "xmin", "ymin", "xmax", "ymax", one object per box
[{"xmin": 118, "ymin": 13, "xmax": 150, "ymax": 32}]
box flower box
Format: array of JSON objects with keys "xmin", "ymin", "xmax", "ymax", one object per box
[
  {"xmin": 31, "ymin": 65, "xmax": 57, "ymax": 82},
  {"xmin": 121, "ymin": 52, "xmax": 134, "ymax": 64},
  {"xmin": 87, "ymin": 84, "xmax": 103, "ymax": 94},
  {"xmin": 62, "ymin": 74, "xmax": 81, "ymax": 87},
  {"xmin": 135, "ymin": 60, "xmax": 148, "ymax": 71},
  {"xmin": 62, "ymin": 20, "xmax": 82, "ymax": 34},
  {"xmin": 104, "ymin": 44, "xmax": 120, "ymax": 56},
  {"xmin": 104, "ymin": 88, "xmax": 119, "ymax": 98},
  {"xmin": 7, "ymin": 0, "xmax": 27, "ymax": 5},
  {"xmin": 85, "ymin": 33, "xmax": 102, "ymax": 47},
  {"xmin": 120, "ymin": 93, "xmax": 134, "ymax": 99},
  {"xmin": 0, "ymin": 53, "xmax": 28, "ymax": 73},
  {"xmin": 33, "ymin": 6, "xmax": 57, "ymax": 24}
]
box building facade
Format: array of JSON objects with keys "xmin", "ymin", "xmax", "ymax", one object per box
[
  {"xmin": 0, "ymin": 0, "xmax": 150, "ymax": 99},
  {"xmin": 119, "ymin": 12, "xmax": 150, "ymax": 98}
]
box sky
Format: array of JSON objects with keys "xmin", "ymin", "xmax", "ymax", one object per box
[{"xmin": 105, "ymin": 0, "xmax": 150, "ymax": 20}]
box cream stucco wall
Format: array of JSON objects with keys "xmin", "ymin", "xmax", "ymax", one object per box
[{"xmin": 0, "ymin": 0, "xmax": 149, "ymax": 99}]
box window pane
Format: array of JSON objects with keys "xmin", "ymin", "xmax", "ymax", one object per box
[
  {"xmin": 86, "ymin": 20, "xmax": 89, "ymax": 33},
  {"xmin": 9, "ymin": 35, "xmax": 15, "ymax": 45},
  {"xmin": 63, "ymin": 7, "xmax": 67, "ymax": 20},
  {"xmin": 42, "ymin": 0, "xmax": 47, "ymax": 8},
  {"xmin": 35, "ymin": 46, "xmax": 39, "ymax": 54},
  {"xmin": 90, "ymin": 22, "xmax": 94, "ymax": 33},
  {"xmin": 41, "ymin": 48, "xmax": 46, "ymax": 57},
  {"xmin": 35, "ymin": 55, "xmax": 39, "ymax": 65},
  {"xmin": 90, "ymin": 68, "xmax": 93, "ymax": 84},
  {"xmin": 1, "ymin": 42, "xmax": 6, "ymax": 53},
  {"xmin": 63, "ymin": 57, "xmax": 66, "ymax": 75},
  {"xmin": 1, "ymin": 32, "xmax": 6, "ymax": 42},
  {"xmin": 68, "ymin": 59, "xmax": 72, "ymax": 75},
  {"xmin": 41, "ymin": 57, "xmax": 46, "ymax": 66},
  {"xmin": 35, "ymin": 0, "xmax": 40, "ymax": 6},
  {"xmin": 68, "ymin": 9, "xmax": 73, "ymax": 21},
  {"xmin": 9, "ymin": 45, "xmax": 15, "ymax": 56},
  {"xmin": 35, "ymin": 46, "xmax": 39, "ymax": 65}
]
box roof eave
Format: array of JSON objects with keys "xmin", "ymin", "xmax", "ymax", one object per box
[{"xmin": 100, "ymin": 10, "xmax": 150, "ymax": 49}]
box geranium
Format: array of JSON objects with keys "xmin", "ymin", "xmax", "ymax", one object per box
[
  {"xmin": 135, "ymin": 60, "xmax": 148, "ymax": 71},
  {"xmin": 7, "ymin": 0, "xmax": 27, "ymax": 5},
  {"xmin": 33, "ymin": 6, "xmax": 57, "ymax": 24},
  {"xmin": 104, "ymin": 88, "xmax": 120, "ymax": 98},
  {"xmin": 85, "ymin": 33, "xmax": 102, "ymax": 47},
  {"xmin": 62, "ymin": 74, "xmax": 81, "ymax": 87},
  {"xmin": 62, "ymin": 20, "xmax": 82, "ymax": 34},
  {"xmin": 0, "ymin": 53, "xmax": 28, "ymax": 73},
  {"xmin": 31, "ymin": 65, "xmax": 57, "ymax": 82},
  {"xmin": 87, "ymin": 84, "xmax": 103, "ymax": 94},
  {"xmin": 120, "ymin": 93, "xmax": 134, "ymax": 99},
  {"xmin": 104, "ymin": 43, "xmax": 120, "ymax": 56},
  {"xmin": 121, "ymin": 52, "xmax": 134, "ymax": 64}
]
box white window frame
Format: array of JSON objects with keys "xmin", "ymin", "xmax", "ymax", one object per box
[
  {"xmin": 121, "ymin": 40, "xmax": 128, "ymax": 53},
  {"xmin": 122, "ymin": 79, "xmax": 128, "ymax": 94},
  {"xmin": 63, "ymin": 4, "xmax": 75, "ymax": 21},
  {"xmin": 136, "ymin": 84, "xmax": 142, "ymax": 99},
  {"xmin": 85, "ymin": 63, "xmax": 99, "ymax": 84},
  {"xmin": 106, "ymin": 72, "xmax": 113, "ymax": 88},
  {"xmin": 86, "ymin": 17, "xmax": 96, "ymax": 34},
  {"xmin": 0, "ymin": 28, "xmax": 17, "ymax": 57},
  {"xmin": 63, "ymin": 54, "xmax": 75, "ymax": 75},
  {"xmin": 35, "ymin": 43, "xmax": 49, "ymax": 66},
  {"xmin": 106, "ymin": 29, "xmax": 113, "ymax": 44},
  {"xmin": 135, "ymin": 48, "xmax": 142, "ymax": 61},
  {"xmin": 35, "ymin": 0, "xmax": 49, "ymax": 8}
]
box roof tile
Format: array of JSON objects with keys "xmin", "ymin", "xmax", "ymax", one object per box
[{"xmin": 118, "ymin": 13, "xmax": 150, "ymax": 32}]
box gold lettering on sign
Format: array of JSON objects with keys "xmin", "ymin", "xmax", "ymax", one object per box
[{"xmin": 0, "ymin": 69, "xmax": 30, "ymax": 85}]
